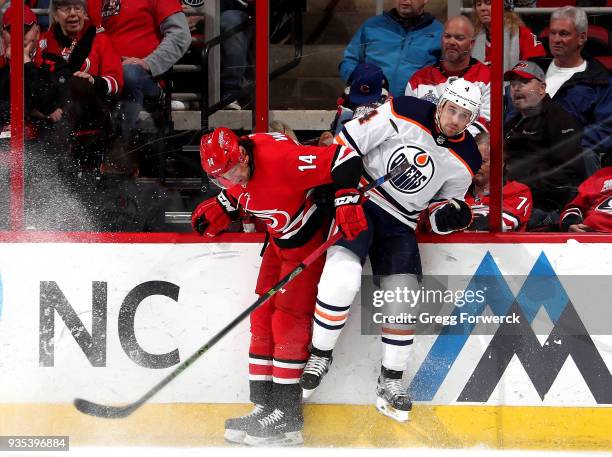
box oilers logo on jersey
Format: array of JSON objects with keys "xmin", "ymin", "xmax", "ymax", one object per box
[{"xmin": 388, "ymin": 146, "xmax": 435, "ymax": 194}]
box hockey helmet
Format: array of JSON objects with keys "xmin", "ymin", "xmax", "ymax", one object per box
[
  {"xmin": 200, "ymin": 127, "xmax": 242, "ymax": 178},
  {"xmin": 436, "ymin": 78, "xmax": 482, "ymax": 133}
]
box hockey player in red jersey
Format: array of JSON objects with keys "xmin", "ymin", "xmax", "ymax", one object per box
[
  {"xmin": 465, "ymin": 132, "xmax": 532, "ymax": 231},
  {"xmin": 192, "ymin": 127, "xmax": 366, "ymax": 446},
  {"xmin": 560, "ymin": 165, "xmax": 612, "ymax": 233},
  {"xmin": 300, "ymin": 79, "xmax": 482, "ymax": 422}
]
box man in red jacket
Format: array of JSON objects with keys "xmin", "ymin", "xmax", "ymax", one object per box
[{"xmin": 192, "ymin": 127, "xmax": 366, "ymax": 446}]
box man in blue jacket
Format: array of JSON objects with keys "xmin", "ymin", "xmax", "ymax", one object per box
[
  {"xmin": 537, "ymin": 6, "xmax": 612, "ymax": 173},
  {"xmin": 339, "ymin": 0, "xmax": 443, "ymax": 98}
]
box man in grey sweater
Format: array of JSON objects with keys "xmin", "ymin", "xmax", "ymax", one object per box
[{"xmin": 101, "ymin": 0, "xmax": 191, "ymax": 139}]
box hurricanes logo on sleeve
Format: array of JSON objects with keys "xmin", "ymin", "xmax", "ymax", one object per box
[
  {"xmin": 596, "ymin": 197, "xmax": 612, "ymax": 214},
  {"xmin": 388, "ymin": 146, "xmax": 435, "ymax": 194},
  {"xmin": 247, "ymin": 209, "xmax": 291, "ymax": 231}
]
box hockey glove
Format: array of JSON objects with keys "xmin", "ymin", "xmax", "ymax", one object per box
[
  {"xmin": 432, "ymin": 198, "xmax": 472, "ymax": 234},
  {"xmin": 560, "ymin": 212, "xmax": 583, "ymax": 232},
  {"xmin": 334, "ymin": 188, "xmax": 368, "ymax": 240},
  {"xmin": 191, "ymin": 191, "xmax": 239, "ymax": 237}
]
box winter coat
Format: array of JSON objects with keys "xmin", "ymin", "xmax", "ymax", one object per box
[{"xmin": 339, "ymin": 8, "xmax": 442, "ymax": 98}]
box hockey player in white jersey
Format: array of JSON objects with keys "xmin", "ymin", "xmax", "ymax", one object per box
[{"xmin": 300, "ymin": 79, "xmax": 483, "ymax": 422}]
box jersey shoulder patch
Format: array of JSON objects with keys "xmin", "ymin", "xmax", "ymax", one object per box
[{"xmin": 391, "ymin": 96, "xmax": 437, "ymax": 131}]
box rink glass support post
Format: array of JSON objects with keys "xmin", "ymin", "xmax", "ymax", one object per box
[{"xmin": 254, "ymin": 0, "xmax": 270, "ymax": 133}]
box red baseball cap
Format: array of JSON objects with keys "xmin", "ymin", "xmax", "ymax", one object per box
[{"xmin": 2, "ymin": 5, "xmax": 38, "ymax": 28}]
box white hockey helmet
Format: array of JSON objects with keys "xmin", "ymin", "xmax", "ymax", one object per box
[{"xmin": 436, "ymin": 78, "xmax": 482, "ymax": 134}]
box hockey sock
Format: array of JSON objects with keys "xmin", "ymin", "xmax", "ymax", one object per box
[
  {"xmin": 311, "ymin": 245, "xmax": 362, "ymax": 351},
  {"xmin": 380, "ymin": 274, "xmax": 418, "ymax": 372},
  {"xmin": 249, "ymin": 353, "xmax": 273, "ymax": 404}
]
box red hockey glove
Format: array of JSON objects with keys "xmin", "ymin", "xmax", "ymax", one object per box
[
  {"xmin": 191, "ymin": 191, "xmax": 238, "ymax": 237},
  {"xmin": 334, "ymin": 188, "xmax": 368, "ymax": 240}
]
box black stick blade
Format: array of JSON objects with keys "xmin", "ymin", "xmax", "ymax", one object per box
[{"xmin": 74, "ymin": 398, "xmax": 137, "ymax": 419}]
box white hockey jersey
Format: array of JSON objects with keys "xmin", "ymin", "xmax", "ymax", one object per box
[{"xmin": 335, "ymin": 96, "xmax": 482, "ymax": 233}]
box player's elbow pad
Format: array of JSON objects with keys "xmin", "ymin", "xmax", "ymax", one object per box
[{"xmin": 331, "ymin": 147, "xmax": 363, "ymax": 189}]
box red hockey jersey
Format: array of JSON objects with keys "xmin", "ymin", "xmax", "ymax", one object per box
[
  {"xmin": 465, "ymin": 180, "xmax": 532, "ymax": 231},
  {"xmin": 226, "ymin": 132, "xmax": 361, "ymax": 247},
  {"xmin": 405, "ymin": 59, "xmax": 491, "ymax": 133},
  {"xmin": 101, "ymin": 0, "xmax": 183, "ymax": 59},
  {"xmin": 561, "ymin": 167, "xmax": 612, "ymax": 232},
  {"xmin": 35, "ymin": 23, "xmax": 123, "ymax": 96}
]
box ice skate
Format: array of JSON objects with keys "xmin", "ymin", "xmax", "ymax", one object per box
[
  {"xmin": 375, "ymin": 367, "xmax": 412, "ymax": 423},
  {"xmin": 300, "ymin": 348, "xmax": 333, "ymax": 399},
  {"xmin": 244, "ymin": 408, "xmax": 304, "ymax": 446},
  {"xmin": 224, "ymin": 403, "xmax": 270, "ymax": 444}
]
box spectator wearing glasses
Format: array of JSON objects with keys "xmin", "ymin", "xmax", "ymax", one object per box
[
  {"xmin": 33, "ymin": 0, "xmax": 123, "ymax": 173},
  {"xmin": 503, "ymin": 60, "xmax": 586, "ymax": 230}
]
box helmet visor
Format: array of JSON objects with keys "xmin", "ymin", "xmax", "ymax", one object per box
[{"xmin": 209, "ymin": 162, "xmax": 243, "ymax": 189}]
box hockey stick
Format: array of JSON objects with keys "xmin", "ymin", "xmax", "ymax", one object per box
[{"xmin": 74, "ymin": 146, "xmax": 411, "ymax": 419}]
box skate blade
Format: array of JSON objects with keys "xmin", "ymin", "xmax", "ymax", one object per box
[
  {"xmin": 224, "ymin": 429, "xmax": 247, "ymax": 445},
  {"xmin": 244, "ymin": 431, "xmax": 304, "ymax": 447},
  {"xmin": 376, "ymin": 397, "xmax": 410, "ymax": 423}
]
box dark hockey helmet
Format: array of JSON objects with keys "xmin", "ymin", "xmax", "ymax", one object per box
[{"xmin": 200, "ymin": 127, "xmax": 242, "ymax": 178}]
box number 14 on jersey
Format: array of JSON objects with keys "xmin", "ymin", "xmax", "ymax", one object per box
[{"xmin": 298, "ymin": 155, "xmax": 317, "ymax": 171}]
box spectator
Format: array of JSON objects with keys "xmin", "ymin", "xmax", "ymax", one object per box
[
  {"xmin": 33, "ymin": 0, "xmax": 122, "ymax": 166},
  {"xmin": 471, "ymin": 0, "xmax": 545, "ymax": 71},
  {"xmin": 101, "ymin": 0, "xmax": 191, "ymax": 138},
  {"xmin": 319, "ymin": 63, "xmax": 390, "ymax": 147},
  {"xmin": 465, "ymin": 132, "xmax": 532, "ymax": 231},
  {"xmin": 406, "ymin": 15, "xmax": 490, "ymax": 134},
  {"xmin": 560, "ymin": 161, "xmax": 612, "ymax": 233},
  {"xmin": 537, "ymin": 6, "xmax": 612, "ymax": 172},
  {"xmin": 339, "ymin": 0, "xmax": 443, "ymax": 98},
  {"xmin": 0, "ymin": 5, "xmax": 41, "ymax": 129},
  {"xmin": 219, "ymin": 0, "xmax": 251, "ymax": 110},
  {"xmin": 88, "ymin": 138, "xmax": 183, "ymax": 231},
  {"xmin": 503, "ymin": 60, "xmax": 585, "ymax": 230}
]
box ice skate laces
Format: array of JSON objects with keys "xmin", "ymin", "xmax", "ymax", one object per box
[
  {"xmin": 258, "ymin": 409, "xmax": 284, "ymax": 427},
  {"xmin": 246, "ymin": 404, "xmax": 266, "ymax": 418},
  {"xmin": 303, "ymin": 354, "xmax": 330, "ymax": 376},
  {"xmin": 383, "ymin": 378, "xmax": 406, "ymax": 398}
]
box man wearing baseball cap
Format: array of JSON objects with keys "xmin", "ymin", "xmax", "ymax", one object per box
[
  {"xmin": 318, "ymin": 63, "xmax": 390, "ymax": 146},
  {"xmin": 503, "ymin": 60, "xmax": 586, "ymax": 230},
  {"xmin": 0, "ymin": 5, "xmax": 41, "ymax": 129}
]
